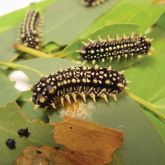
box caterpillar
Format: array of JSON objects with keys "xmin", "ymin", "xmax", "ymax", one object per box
[
  {"xmin": 78, "ymin": 33, "xmax": 152, "ymax": 64},
  {"xmin": 83, "ymin": 0, "xmax": 108, "ymax": 7},
  {"xmin": 31, "ymin": 66, "xmax": 127, "ymax": 110},
  {"xmin": 20, "ymin": 10, "xmax": 42, "ymax": 49}
]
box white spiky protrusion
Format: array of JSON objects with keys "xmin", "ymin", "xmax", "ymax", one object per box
[
  {"xmin": 108, "ymin": 35, "xmax": 113, "ymax": 41},
  {"xmin": 90, "ymin": 93, "xmax": 96, "ymax": 103},
  {"xmin": 107, "ymin": 66, "xmax": 112, "ymax": 70},
  {"xmin": 88, "ymin": 38, "xmax": 95, "ymax": 43},
  {"xmin": 123, "ymin": 33, "xmax": 127, "ymax": 39},
  {"xmin": 71, "ymin": 93, "xmax": 77, "ymax": 102},
  {"xmin": 65, "ymin": 95, "xmax": 71, "ymax": 104},
  {"xmin": 34, "ymin": 105, "xmax": 40, "ymax": 110},
  {"xmin": 92, "ymin": 60, "xmax": 96, "ymax": 64},
  {"xmin": 119, "ymin": 70, "xmax": 125, "ymax": 75},
  {"xmin": 51, "ymin": 103, "xmax": 56, "ymax": 109},
  {"xmin": 100, "ymin": 93, "xmax": 108, "ymax": 103},
  {"xmin": 111, "ymin": 94, "xmax": 117, "ymax": 101},
  {"xmin": 80, "ymin": 92, "xmax": 86, "ymax": 102},
  {"xmin": 82, "ymin": 41, "xmax": 88, "ymax": 46},
  {"xmin": 60, "ymin": 97, "xmax": 64, "ymax": 106}
]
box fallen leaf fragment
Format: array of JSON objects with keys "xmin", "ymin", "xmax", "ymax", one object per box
[
  {"xmin": 15, "ymin": 146, "xmax": 74, "ymax": 165},
  {"xmin": 154, "ymin": 0, "xmax": 165, "ymax": 4},
  {"xmin": 54, "ymin": 117, "xmax": 124, "ymax": 165}
]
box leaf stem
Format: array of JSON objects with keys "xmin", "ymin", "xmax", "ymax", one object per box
[
  {"xmin": 52, "ymin": 52, "xmax": 66, "ymax": 58},
  {"xmin": 13, "ymin": 43, "xmax": 53, "ymax": 58},
  {"xmin": 126, "ymin": 91, "xmax": 165, "ymax": 121},
  {"xmin": 0, "ymin": 61, "xmax": 42, "ymax": 76},
  {"xmin": 13, "ymin": 43, "xmax": 67, "ymax": 58}
]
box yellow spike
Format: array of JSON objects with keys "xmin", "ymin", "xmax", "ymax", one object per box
[
  {"xmin": 90, "ymin": 93, "xmax": 96, "ymax": 103},
  {"xmin": 107, "ymin": 66, "xmax": 112, "ymax": 70},
  {"xmin": 82, "ymin": 41, "xmax": 88, "ymax": 46},
  {"xmin": 83, "ymin": 66, "xmax": 87, "ymax": 70},
  {"xmin": 123, "ymin": 33, "xmax": 127, "ymax": 39},
  {"xmin": 102, "ymin": 58, "xmax": 105, "ymax": 63},
  {"xmin": 34, "ymin": 105, "xmax": 40, "ymax": 110},
  {"xmin": 119, "ymin": 70, "xmax": 125, "ymax": 75},
  {"xmin": 77, "ymin": 49, "xmax": 86, "ymax": 54},
  {"xmin": 92, "ymin": 60, "xmax": 96, "ymax": 64},
  {"xmin": 126, "ymin": 80, "xmax": 132, "ymax": 84},
  {"xmin": 131, "ymin": 32, "xmax": 135, "ymax": 38},
  {"xmin": 125, "ymin": 86, "xmax": 129, "ymax": 90},
  {"xmin": 100, "ymin": 93, "xmax": 108, "ymax": 103},
  {"xmin": 116, "ymin": 34, "xmax": 120, "ymax": 40},
  {"xmin": 98, "ymin": 35, "xmax": 103, "ymax": 42},
  {"xmin": 107, "ymin": 35, "xmax": 112, "ymax": 41},
  {"xmin": 110, "ymin": 56, "xmax": 113, "ymax": 61},
  {"xmin": 28, "ymin": 97, "xmax": 32, "ymax": 102},
  {"xmin": 117, "ymin": 83, "xmax": 124, "ymax": 88},
  {"xmin": 76, "ymin": 50, "xmax": 81, "ymax": 53},
  {"xmin": 51, "ymin": 103, "xmax": 56, "ymax": 109},
  {"xmin": 149, "ymin": 47, "xmax": 155, "ymax": 54},
  {"xmin": 94, "ymin": 64, "xmax": 99, "ymax": 69},
  {"xmin": 65, "ymin": 95, "xmax": 71, "ymax": 104},
  {"xmin": 60, "ymin": 97, "xmax": 65, "ymax": 106},
  {"xmin": 71, "ymin": 93, "xmax": 77, "ymax": 102},
  {"xmin": 111, "ymin": 94, "xmax": 117, "ymax": 101},
  {"xmin": 71, "ymin": 66, "xmax": 75, "ymax": 70},
  {"xmin": 82, "ymin": 60, "xmax": 87, "ymax": 66},
  {"xmin": 80, "ymin": 92, "xmax": 86, "ymax": 102},
  {"xmin": 138, "ymin": 55, "xmax": 142, "ymax": 59},
  {"xmin": 88, "ymin": 38, "xmax": 94, "ymax": 43},
  {"xmin": 39, "ymin": 97, "xmax": 46, "ymax": 103}
]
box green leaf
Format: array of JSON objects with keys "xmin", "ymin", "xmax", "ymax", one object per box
[
  {"xmin": 125, "ymin": 27, "xmax": 165, "ymax": 102},
  {"xmin": 0, "ymin": 0, "xmax": 54, "ymax": 62},
  {"xmin": 81, "ymin": 0, "xmax": 165, "ymax": 37},
  {"xmin": 64, "ymin": 23, "xmax": 144, "ymax": 69},
  {"xmin": 43, "ymin": 0, "xmax": 117, "ymax": 45},
  {"xmin": 0, "ymin": 28, "xmax": 19, "ymax": 62},
  {"xmin": 21, "ymin": 102, "xmax": 49, "ymax": 123},
  {"xmin": 17, "ymin": 91, "xmax": 49, "ymax": 123},
  {"xmin": 156, "ymin": 13, "xmax": 165, "ymax": 31},
  {"xmin": 49, "ymin": 95, "xmax": 165, "ymax": 165},
  {"xmin": 15, "ymin": 58, "xmax": 78, "ymax": 84},
  {"xmin": 0, "ymin": 103, "xmax": 56, "ymax": 165},
  {"xmin": 0, "ymin": 0, "xmax": 54, "ymax": 32},
  {"xmin": 144, "ymin": 97, "xmax": 165, "ymax": 143},
  {"xmin": 0, "ymin": 73, "xmax": 20, "ymax": 107}
]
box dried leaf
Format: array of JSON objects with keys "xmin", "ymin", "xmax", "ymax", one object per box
[
  {"xmin": 15, "ymin": 146, "xmax": 74, "ymax": 165},
  {"xmin": 154, "ymin": 0, "xmax": 165, "ymax": 4},
  {"xmin": 54, "ymin": 118, "xmax": 123, "ymax": 165}
]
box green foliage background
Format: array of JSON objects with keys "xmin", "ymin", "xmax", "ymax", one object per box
[{"xmin": 0, "ymin": 0, "xmax": 165, "ymax": 164}]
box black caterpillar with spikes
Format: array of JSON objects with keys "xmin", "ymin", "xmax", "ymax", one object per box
[
  {"xmin": 20, "ymin": 10, "xmax": 42, "ymax": 49},
  {"xmin": 83, "ymin": 0, "xmax": 108, "ymax": 7},
  {"xmin": 79, "ymin": 33, "xmax": 152, "ymax": 64},
  {"xmin": 32, "ymin": 66, "xmax": 127, "ymax": 110}
]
